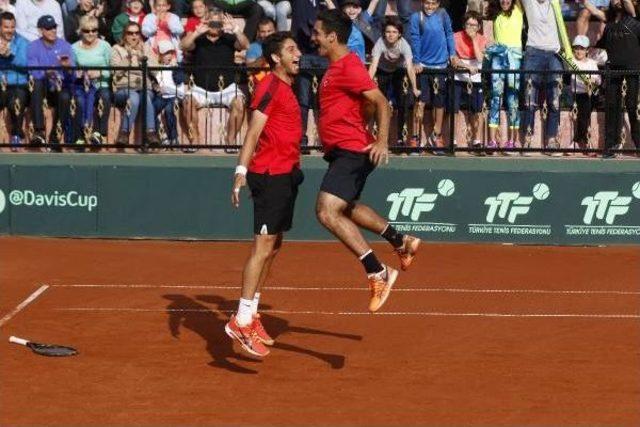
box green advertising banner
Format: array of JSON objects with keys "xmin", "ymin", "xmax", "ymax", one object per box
[{"xmin": 0, "ymin": 154, "xmax": 638, "ymax": 245}]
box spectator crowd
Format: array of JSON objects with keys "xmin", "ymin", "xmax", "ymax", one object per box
[{"xmin": 0, "ymin": 0, "xmax": 638, "ymax": 157}]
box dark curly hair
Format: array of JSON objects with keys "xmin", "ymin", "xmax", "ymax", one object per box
[{"xmin": 487, "ymin": 0, "xmax": 516, "ymax": 20}]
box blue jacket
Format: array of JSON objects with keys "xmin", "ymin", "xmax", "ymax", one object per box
[
  {"xmin": 27, "ymin": 38, "xmax": 75, "ymax": 89},
  {"xmin": 0, "ymin": 33, "xmax": 29, "ymax": 86},
  {"xmin": 409, "ymin": 8, "xmax": 455, "ymax": 67},
  {"xmin": 347, "ymin": 23, "xmax": 366, "ymax": 62}
]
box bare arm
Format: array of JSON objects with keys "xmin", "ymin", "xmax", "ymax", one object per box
[
  {"xmin": 231, "ymin": 110, "xmax": 268, "ymax": 207},
  {"xmin": 325, "ymin": 0, "xmax": 336, "ymax": 9},
  {"xmin": 362, "ymin": 87, "xmax": 391, "ymax": 165},
  {"xmin": 368, "ymin": 55, "xmax": 380, "ymax": 79},
  {"xmin": 405, "ymin": 59, "xmax": 420, "ymax": 97},
  {"xmin": 181, "ymin": 23, "xmax": 207, "ymax": 51},
  {"xmin": 233, "ymin": 30, "xmax": 250, "ymax": 51},
  {"xmin": 366, "ymin": 0, "xmax": 380, "ymax": 16},
  {"xmin": 582, "ymin": 0, "xmax": 606, "ymax": 21},
  {"xmin": 624, "ymin": 0, "xmax": 637, "ymax": 17}
]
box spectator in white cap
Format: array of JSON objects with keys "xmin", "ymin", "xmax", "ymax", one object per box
[
  {"xmin": 153, "ymin": 39, "xmax": 183, "ymax": 147},
  {"xmin": 15, "ymin": 0, "xmax": 64, "ymax": 41},
  {"xmin": 570, "ymin": 34, "xmax": 601, "ymax": 155}
]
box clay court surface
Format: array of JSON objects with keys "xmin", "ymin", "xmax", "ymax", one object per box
[{"xmin": 1, "ymin": 236, "xmax": 639, "ymax": 425}]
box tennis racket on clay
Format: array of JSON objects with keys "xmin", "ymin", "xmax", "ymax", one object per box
[{"xmin": 9, "ymin": 336, "xmax": 78, "ymax": 357}]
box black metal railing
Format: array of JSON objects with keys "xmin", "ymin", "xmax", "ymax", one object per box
[{"xmin": 0, "ymin": 63, "xmax": 638, "ymax": 158}]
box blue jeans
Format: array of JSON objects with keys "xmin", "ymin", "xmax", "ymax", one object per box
[
  {"xmin": 257, "ymin": 0, "xmax": 291, "ymax": 31},
  {"xmin": 375, "ymin": 0, "xmax": 412, "ymax": 33},
  {"xmin": 153, "ymin": 96, "xmax": 178, "ymax": 141},
  {"xmin": 295, "ymin": 54, "xmax": 328, "ymax": 146},
  {"xmin": 114, "ymin": 89, "xmax": 156, "ymax": 133},
  {"xmin": 489, "ymin": 53, "xmax": 521, "ymax": 130},
  {"xmin": 521, "ymin": 47, "xmax": 563, "ymax": 139},
  {"xmin": 73, "ymin": 86, "xmax": 112, "ymax": 138}
]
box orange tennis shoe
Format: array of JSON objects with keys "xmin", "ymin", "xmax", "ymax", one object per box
[
  {"xmin": 395, "ymin": 235, "xmax": 421, "ymax": 271},
  {"xmin": 368, "ymin": 265, "xmax": 398, "ymax": 312},
  {"xmin": 252, "ymin": 314, "xmax": 274, "ymax": 346},
  {"xmin": 224, "ymin": 314, "xmax": 270, "ymax": 357}
]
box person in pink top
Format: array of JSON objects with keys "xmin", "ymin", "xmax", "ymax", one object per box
[
  {"xmin": 141, "ymin": 0, "xmax": 184, "ymax": 60},
  {"xmin": 183, "ymin": 0, "xmax": 207, "ymax": 34},
  {"xmin": 451, "ymin": 11, "xmax": 487, "ymax": 152}
]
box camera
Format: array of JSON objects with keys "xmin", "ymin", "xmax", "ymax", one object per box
[{"xmin": 208, "ymin": 21, "xmax": 222, "ymax": 29}]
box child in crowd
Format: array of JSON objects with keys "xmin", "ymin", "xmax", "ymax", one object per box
[
  {"xmin": 112, "ymin": 0, "xmax": 147, "ymax": 42},
  {"xmin": 142, "ymin": 0, "xmax": 184, "ymax": 61},
  {"xmin": 409, "ymin": 0, "xmax": 457, "ymax": 151},
  {"xmin": 368, "ymin": 16, "xmax": 421, "ymax": 147},
  {"xmin": 326, "ymin": 0, "xmax": 381, "ymax": 62},
  {"xmin": 569, "ymin": 34, "xmax": 601, "ymax": 154},
  {"xmin": 183, "ymin": 0, "xmax": 208, "ymax": 34},
  {"xmin": 452, "ymin": 10, "xmax": 486, "ymax": 152},
  {"xmin": 485, "ymin": 0, "xmax": 523, "ymax": 152},
  {"xmin": 153, "ymin": 39, "xmax": 184, "ymax": 147}
]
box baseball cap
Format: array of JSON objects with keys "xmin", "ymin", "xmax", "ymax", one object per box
[
  {"xmin": 37, "ymin": 15, "xmax": 57, "ymax": 30},
  {"xmin": 158, "ymin": 40, "xmax": 176, "ymax": 55},
  {"xmin": 572, "ymin": 35, "xmax": 590, "ymax": 48}
]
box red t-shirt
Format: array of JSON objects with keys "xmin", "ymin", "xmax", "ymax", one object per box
[
  {"xmin": 248, "ymin": 73, "xmax": 302, "ymax": 175},
  {"xmin": 184, "ymin": 17, "xmax": 201, "ymax": 34},
  {"xmin": 318, "ymin": 52, "xmax": 377, "ymax": 153}
]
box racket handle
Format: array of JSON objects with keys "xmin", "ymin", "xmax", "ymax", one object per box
[{"xmin": 9, "ymin": 336, "xmax": 29, "ymax": 346}]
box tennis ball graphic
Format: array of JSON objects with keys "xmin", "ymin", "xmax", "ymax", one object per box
[
  {"xmin": 632, "ymin": 182, "xmax": 640, "ymax": 199},
  {"xmin": 532, "ymin": 183, "xmax": 550, "ymax": 200},
  {"xmin": 437, "ymin": 179, "xmax": 455, "ymax": 197}
]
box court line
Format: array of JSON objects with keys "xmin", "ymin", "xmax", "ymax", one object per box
[
  {"xmin": 53, "ymin": 307, "xmax": 640, "ymax": 319},
  {"xmin": 52, "ymin": 284, "xmax": 640, "ymax": 296},
  {"xmin": 0, "ymin": 285, "xmax": 50, "ymax": 328}
]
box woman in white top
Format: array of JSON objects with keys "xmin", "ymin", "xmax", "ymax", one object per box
[
  {"xmin": 569, "ymin": 34, "xmax": 601, "ymax": 154},
  {"xmin": 368, "ymin": 16, "xmax": 420, "ymax": 148}
]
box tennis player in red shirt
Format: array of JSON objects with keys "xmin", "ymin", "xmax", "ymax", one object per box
[
  {"xmin": 226, "ymin": 32, "xmax": 304, "ymax": 358},
  {"xmin": 312, "ymin": 10, "xmax": 421, "ymax": 313}
]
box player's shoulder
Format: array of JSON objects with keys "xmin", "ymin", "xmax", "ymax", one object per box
[
  {"xmin": 255, "ymin": 72, "xmax": 281, "ymax": 95},
  {"xmin": 341, "ymin": 52, "xmax": 368, "ymax": 71}
]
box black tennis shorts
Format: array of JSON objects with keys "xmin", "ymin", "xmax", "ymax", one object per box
[
  {"xmin": 247, "ymin": 168, "xmax": 304, "ymax": 235},
  {"xmin": 320, "ymin": 148, "xmax": 376, "ymax": 203}
]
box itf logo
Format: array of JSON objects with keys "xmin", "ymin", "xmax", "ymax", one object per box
[
  {"xmin": 386, "ymin": 179, "xmax": 455, "ymax": 221},
  {"xmin": 386, "ymin": 179, "xmax": 456, "ymax": 234},
  {"xmin": 581, "ymin": 182, "xmax": 640, "ymax": 225},
  {"xmin": 484, "ymin": 183, "xmax": 550, "ymax": 224}
]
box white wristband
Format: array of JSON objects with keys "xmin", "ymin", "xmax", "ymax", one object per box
[{"xmin": 235, "ymin": 165, "xmax": 248, "ymax": 176}]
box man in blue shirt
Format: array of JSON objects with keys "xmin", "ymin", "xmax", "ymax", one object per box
[
  {"xmin": 245, "ymin": 17, "xmax": 276, "ymax": 67},
  {"xmin": 0, "ymin": 12, "xmax": 29, "ymax": 151},
  {"xmin": 27, "ymin": 14, "xmax": 75, "ymax": 150},
  {"xmin": 409, "ymin": 0, "xmax": 457, "ymax": 151}
]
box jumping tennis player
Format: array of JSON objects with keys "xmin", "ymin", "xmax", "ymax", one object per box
[
  {"xmin": 312, "ymin": 10, "xmax": 421, "ymax": 313},
  {"xmin": 226, "ymin": 32, "xmax": 304, "ymax": 357}
]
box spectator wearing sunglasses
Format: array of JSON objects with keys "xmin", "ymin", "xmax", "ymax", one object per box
[
  {"xmin": 111, "ymin": 21, "xmax": 160, "ymax": 147},
  {"xmin": 71, "ymin": 15, "xmax": 112, "ymax": 147}
]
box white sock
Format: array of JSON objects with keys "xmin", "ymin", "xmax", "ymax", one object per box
[
  {"xmin": 251, "ymin": 292, "xmax": 260, "ymax": 316},
  {"xmin": 236, "ymin": 298, "xmax": 253, "ymax": 326}
]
